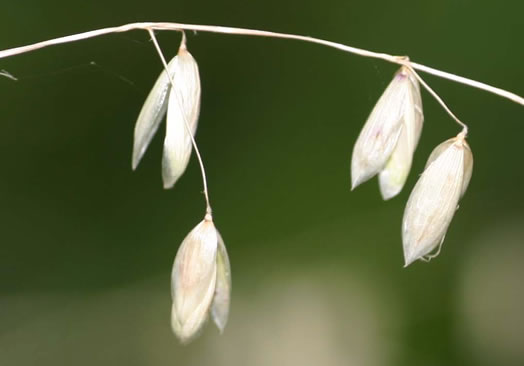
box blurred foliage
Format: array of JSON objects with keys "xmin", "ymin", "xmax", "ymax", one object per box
[{"xmin": 0, "ymin": 0, "xmax": 523, "ymax": 365}]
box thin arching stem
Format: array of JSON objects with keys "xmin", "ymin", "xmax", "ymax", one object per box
[
  {"xmin": 148, "ymin": 29, "xmax": 212, "ymax": 215},
  {"xmin": 407, "ymin": 65, "xmax": 469, "ymax": 135},
  {"xmin": 0, "ymin": 22, "xmax": 522, "ymax": 107}
]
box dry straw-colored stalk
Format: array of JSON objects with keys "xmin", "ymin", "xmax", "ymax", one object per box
[{"xmin": 1, "ymin": 22, "xmax": 522, "ymax": 107}]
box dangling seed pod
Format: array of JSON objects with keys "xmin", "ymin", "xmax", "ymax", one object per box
[
  {"xmin": 402, "ymin": 133, "xmax": 473, "ymax": 266},
  {"xmin": 351, "ymin": 66, "xmax": 423, "ymax": 199},
  {"xmin": 132, "ymin": 39, "xmax": 201, "ymax": 189},
  {"xmin": 162, "ymin": 43, "xmax": 201, "ymax": 189},
  {"xmin": 171, "ymin": 214, "xmax": 231, "ymax": 343},
  {"xmin": 132, "ymin": 57, "xmax": 177, "ymax": 170}
]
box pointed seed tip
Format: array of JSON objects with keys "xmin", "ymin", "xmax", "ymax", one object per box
[
  {"xmin": 403, "ymin": 252, "xmax": 416, "ymax": 267},
  {"xmin": 350, "ymin": 177, "xmax": 359, "ymax": 191},
  {"xmin": 213, "ymin": 318, "xmax": 226, "ymax": 334},
  {"xmin": 380, "ymin": 189, "xmax": 398, "ymax": 201},
  {"xmin": 351, "ymin": 172, "xmax": 367, "ymax": 191}
]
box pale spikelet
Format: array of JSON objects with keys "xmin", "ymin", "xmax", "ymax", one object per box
[
  {"xmin": 171, "ymin": 216, "xmax": 217, "ymax": 342},
  {"xmin": 171, "ymin": 214, "xmax": 232, "ymax": 342},
  {"xmin": 132, "ymin": 57, "xmax": 178, "ymax": 170},
  {"xmin": 424, "ymin": 136, "xmax": 473, "ymax": 198},
  {"xmin": 162, "ymin": 43, "xmax": 201, "ymax": 189},
  {"xmin": 351, "ymin": 66, "xmax": 423, "ymax": 198},
  {"xmin": 378, "ymin": 72, "xmax": 423, "ymax": 199},
  {"xmin": 211, "ymin": 231, "xmax": 231, "ymax": 333},
  {"xmin": 402, "ymin": 134, "xmax": 473, "ymax": 267}
]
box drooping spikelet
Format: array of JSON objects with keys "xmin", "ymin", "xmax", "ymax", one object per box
[
  {"xmin": 132, "ymin": 40, "xmax": 201, "ymax": 189},
  {"xmin": 171, "ymin": 214, "xmax": 231, "ymax": 342},
  {"xmin": 211, "ymin": 231, "xmax": 232, "ymax": 333},
  {"xmin": 351, "ymin": 66, "xmax": 423, "ymax": 199},
  {"xmin": 162, "ymin": 43, "xmax": 201, "ymax": 189},
  {"xmin": 402, "ymin": 133, "xmax": 473, "ymax": 266},
  {"xmin": 132, "ymin": 57, "xmax": 177, "ymax": 170}
]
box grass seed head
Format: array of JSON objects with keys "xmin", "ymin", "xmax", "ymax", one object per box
[
  {"xmin": 162, "ymin": 45, "xmax": 201, "ymax": 189},
  {"xmin": 211, "ymin": 231, "xmax": 232, "ymax": 333},
  {"xmin": 351, "ymin": 67, "xmax": 423, "ymax": 198},
  {"xmin": 402, "ymin": 134, "xmax": 472, "ymax": 267},
  {"xmin": 132, "ymin": 56, "xmax": 178, "ymax": 170},
  {"xmin": 171, "ymin": 215, "xmax": 231, "ymax": 342}
]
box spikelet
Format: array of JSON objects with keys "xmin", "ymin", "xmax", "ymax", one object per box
[
  {"xmin": 351, "ymin": 66, "xmax": 423, "ymax": 199},
  {"xmin": 132, "ymin": 57, "xmax": 178, "ymax": 170},
  {"xmin": 162, "ymin": 43, "xmax": 201, "ymax": 189},
  {"xmin": 211, "ymin": 231, "xmax": 232, "ymax": 333},
  {"xmin": 131, "ymin": 40, "xmax": 201, "ymax": 189},
  {"xmin": 171, "ymin": 214, "xmax": 231, "ymax": 342},
  {"xmin": 378, "ymin": 72, "xmax": 423, "ymax": 199},
  {"xmin": 402, "ymin": 133, "xmax": 473, "ymax": 266}
]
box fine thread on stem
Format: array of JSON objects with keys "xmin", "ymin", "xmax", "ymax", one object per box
[
  {"xmin": 0, "ymin": 69, "xmax": 17, "ymax": 80},
  {"xmin": 0, "ymin": 22, "xmax": 522, "ymax": 106},
  {"xmin": 148, "ymin": 29, "xmax": 212, "ymax": 215}
]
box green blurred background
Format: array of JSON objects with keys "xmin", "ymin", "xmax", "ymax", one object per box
[{"xmin": 1, "ymin": 0, "xmax": 523, "ymax": 365}]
